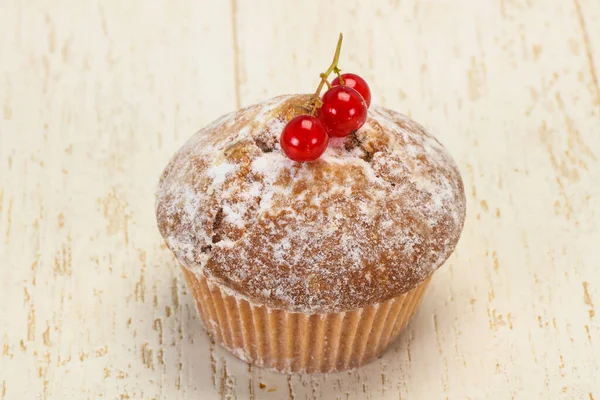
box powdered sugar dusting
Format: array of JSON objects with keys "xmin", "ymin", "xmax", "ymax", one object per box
[
  {"xmin": 206, "ymin": 162, "xmax": 238, "ymax": 186},
  {"xmin": 156, "ymin": 95, "xmax": 466, "ymax": 313}
]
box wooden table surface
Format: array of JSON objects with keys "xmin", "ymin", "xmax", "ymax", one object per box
[{"xmin": 1, "ymin": 0, "xmax": 599, "ymax": 398}]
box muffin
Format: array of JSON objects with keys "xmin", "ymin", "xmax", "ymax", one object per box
[{"xmin": 155, "ymin": 94, "xmax": 466, "ymax": 373}]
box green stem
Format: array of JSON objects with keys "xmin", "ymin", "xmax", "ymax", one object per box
[
  {"xmin": 334, "ymin": 66, "xmax": 345, "ymax": 85},
  {"xmin": 311, "ymin": 33, "xmax": 343, "ymax": 115}
]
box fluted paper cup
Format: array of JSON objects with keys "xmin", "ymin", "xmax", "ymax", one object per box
[{"xmin": 181, "ymin": 266, "xmax": 430, "ymax": 373}]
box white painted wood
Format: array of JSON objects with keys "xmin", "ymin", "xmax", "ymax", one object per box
[{"xmin": 1, "ymin": 0, "xmax": 599, "ymax": 398}]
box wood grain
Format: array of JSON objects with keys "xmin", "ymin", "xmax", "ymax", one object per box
[{"xmin": 1, "ymin": 0, "xmax": 599, "ymax": 398}]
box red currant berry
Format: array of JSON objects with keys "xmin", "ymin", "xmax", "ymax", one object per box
[
  {"xmin": 280, "ymin": 115, "xmax": 329, "ymax": 162},
  {"xmin": 318, "ymin": 86, "xmax": 368, "ymax": 137},
  {"xmin": 331, "ymin": 73, "xmax": 371, "ymax": 108}
]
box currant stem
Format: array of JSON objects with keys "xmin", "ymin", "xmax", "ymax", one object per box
[
  {"xmin": 320, "ymin": 73, "xmax": 332, "ymax": 89},
  {"xmin": 311, "ymin": 33, "xmax": 344, "ymax": 115}
]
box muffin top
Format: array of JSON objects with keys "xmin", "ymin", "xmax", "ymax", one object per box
[{"xmin": 156, "ymin": 94, "xmax": 466, "ymax": 313}]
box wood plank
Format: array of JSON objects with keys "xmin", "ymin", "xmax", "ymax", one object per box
[
  {"xmin": 1, "ymin": 0, "xmax": 599, "ymax": 398},
  {"xmin": 0, "ymin": 0, "xmax": 237, "ymax": 398},
  {"xmin": 221, "ymin": 0, "xmax": 600, "ymax": 398}
]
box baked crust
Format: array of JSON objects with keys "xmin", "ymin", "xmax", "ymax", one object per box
[{"xmin": 156, "ymin": 94, "xmax": 466, "ymax": 313}]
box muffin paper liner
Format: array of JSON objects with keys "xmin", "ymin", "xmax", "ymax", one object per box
[{"xmin": 181, "ymin": 266, "xmax": 431, "ymax": 373}]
